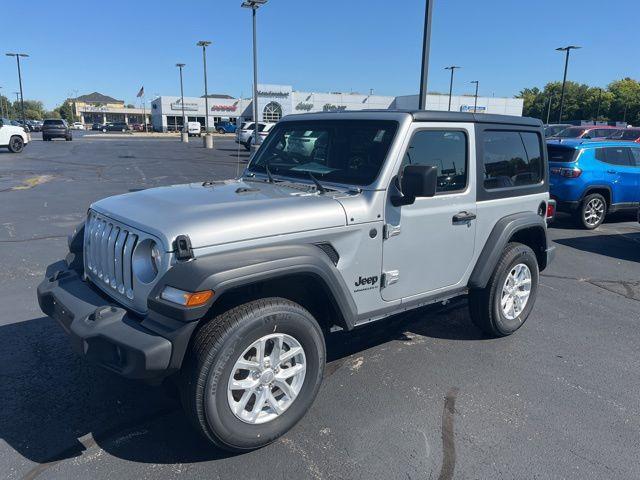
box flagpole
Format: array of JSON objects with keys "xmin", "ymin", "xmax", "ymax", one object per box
[{"xmin": 143, "ymin": 94, "xmax": 147, "ymax": 133}]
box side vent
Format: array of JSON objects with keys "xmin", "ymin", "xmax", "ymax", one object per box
[{"xmin": 315, "ymin": 243, "xmax": 340, "ymax": 266}]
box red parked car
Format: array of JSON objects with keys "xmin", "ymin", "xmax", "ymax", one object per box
[
  {"xmin": 550, "ymin": 125, "xmax": 623, "ymax": 140},
  {"xmin": 605, "ymin": 127, "xmax": 640, "ymax": 142}
]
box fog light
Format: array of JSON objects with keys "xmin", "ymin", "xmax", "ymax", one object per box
[{"xmin": 161, "ymin": 286, "xmax": 214, "ymax": 307}]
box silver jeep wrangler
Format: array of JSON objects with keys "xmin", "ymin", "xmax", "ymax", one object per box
[{"xmin": 38, "ymin": 110, "xmax": 555, "ymax": 451}]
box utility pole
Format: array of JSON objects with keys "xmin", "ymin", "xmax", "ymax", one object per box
[
  {"xmin": 556, "ymin": 45, "xmax": 580, "ymax": 122},
  {"xmin": 6, "ymin": 53, "xmax": 29, "ymax": 124},
  {"xmin": 546, "ymin": 94, "xmax": 553, "ymax": 125},
  {"xmin": 444, "ymin": 66, "xmax": 461, "ymax": 111},
  {"xmin": 418, "ymin": 0, "xmax": 434, "ymax": 110},
  {"xmin": 595, "ymin": 88, "xmax": 602, "ymax": 123}
]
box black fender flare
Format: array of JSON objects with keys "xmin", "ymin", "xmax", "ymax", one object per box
[
  {"xmin": 468, "ymin": 212, "xmax": 549, "ymax": 289},
  {"xmin": 148, "ymin": 244, "xmax": 358, "ymax": 328}
]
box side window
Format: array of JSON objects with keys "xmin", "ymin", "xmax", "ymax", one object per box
[
  {"xmin": 602, "ymin": 147, "xmax": 632, "ymax": 166},
  {"xmin": 629, "ymin": 148, "xmax": 640, "ymax": 167},
  {"xmin": 482, "ymin": 131, "xmax": 543, "ymax": 189},
  {"xmin": 402, "ymin": 130, "xmax": 467, "ymax": 193}
]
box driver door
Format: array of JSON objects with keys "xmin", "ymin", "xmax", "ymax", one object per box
[{"xmin": 382, "ymin": 124, "xmax": 477, "ymax": 301}]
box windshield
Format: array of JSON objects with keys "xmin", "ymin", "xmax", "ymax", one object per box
[
  {"xmin": 607, "ymin": 129, "xmax": 640, "ymax": 140},
  {"xmin": 247, "ymin": 120, "xmax": 398, "ymax": 186},
  {"xmin": 555, "ymin": 127, "xmax": 586, "ymax": 138}
]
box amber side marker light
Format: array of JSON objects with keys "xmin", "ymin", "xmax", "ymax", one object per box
[{"xmin": 161, "ymin": 286, "xmax": 214, "ymax": 307}]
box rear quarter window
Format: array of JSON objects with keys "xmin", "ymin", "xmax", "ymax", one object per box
[{"xmin": 481, "ymin": 130, "xmax": 543, "ymax": 189}]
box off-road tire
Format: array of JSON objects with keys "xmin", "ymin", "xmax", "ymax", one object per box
[
  {"xmin": 577, "ymin": 193, "xmax": 607, "ymax": 230},
  {"xmin": 469, "ymin": 242, "xmax": 539, "ymax": 337},
  {"xmin": 180, "ymin": 297, "xmax": 326, "ymax": 452},
  {"xmin": 8, "ymin": 135, "xmax": 24, "ymax": 153}
]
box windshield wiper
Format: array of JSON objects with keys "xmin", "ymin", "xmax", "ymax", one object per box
[{"xmin": 305, "ymin": 171, "xmax": 327, "ymax": 194}]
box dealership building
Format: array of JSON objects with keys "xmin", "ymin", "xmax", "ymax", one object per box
[{"xmin": 75, "ymin": 84, "xmax": 522, "ymax": 131}]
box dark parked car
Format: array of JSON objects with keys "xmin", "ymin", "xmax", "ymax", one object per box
[
  {"xmin": 42, "ymin": 119, "xmax": 72, "ymax": 141},
  {"xmin": 101, "ymin": 122, "xmax": 130, "ymax": 133},
  {"xmin": 91, "ymin": 123, "xmax": 104, "ymax": 131}
]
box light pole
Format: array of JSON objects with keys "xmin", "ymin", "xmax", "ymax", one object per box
[
  {"xmin": 445, "ymin": 66, "xmax": 460, "ymax": 111},
  {"xmin": 556, "ymin": 45, "xmax": 580, "ymax": 123},
  {"xmin": 418, "ymin": 0, "xmax": 434, "ymax": 110},
  {"xmin": 197, "ymin": 40, "xmax": 214, "ymax": 149},
  {"xmin": 176, "ymin": 63, "xmax": 187, "ymax": 141},
  {"xmin": 470, "ymin": 80, "xmax": 479, "ymax": 113},
  {"xmin": 546, "ymin": 94, "xmax": 553, "ymax": 125},
  {"xmin": 0, "ymin": 87, "xmax": 4, "ymax": 118},
  {"xmin": 241, "ymin": 0, "xmax": 267, "ymax": 150},
  {"xmin": 6, "ymin": 53, "xmax": 28, "ymax": 124}
]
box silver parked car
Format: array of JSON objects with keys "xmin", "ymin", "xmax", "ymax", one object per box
[{"xmin": 38, "ymin": 110, "xmax": 554, "ymax": 452}]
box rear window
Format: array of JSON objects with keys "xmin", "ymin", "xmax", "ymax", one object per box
[
  {"xmin": 482, "ymin": 131, "xmax": 543, "ymax": 189},
  {"xmin": 44, "ymin": 119, "xmax": 64, "ymax": 126},
  {"xmin": 608, "ymin": 129, "xmax": 640, "ymax": 140},
  {"xmin": 556, "ymin": 127, "xmax": 586, "ymax": 138},
  {"xmin": 547, "ymin": 145, "xmax": 577, "ymax": 163}
]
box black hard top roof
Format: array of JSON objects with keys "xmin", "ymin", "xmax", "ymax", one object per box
[{"xmin": 411, "ymin": 110, "xmax": 542, "ymax": 127}]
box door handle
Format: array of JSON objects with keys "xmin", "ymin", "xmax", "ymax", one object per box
[
  {"xmin": 452, "ymin": 211, "xmax": 477, "ymax": 223},
  {"xmin": 607, "ymin": 170, "xmax": 617, "ymax": 174}
]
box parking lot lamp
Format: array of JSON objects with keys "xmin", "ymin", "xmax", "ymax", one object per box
[
  {"xmin": 546, "ymin": 94, "xmax": 553, "ymax": 125},
  {"xmin": 470, "ymin": 80, "xmax": 479, "ymax": 113},
  {"xmin": 556, "ymin": 45, "xmax": 580, "ymax": 122},
  {"xmin": 197, "ymin": 41, "xmax": 212, "ymax": 133},
  {"xmin": 445, "ymin": 66, "xmax": 460, "ymax": 111},
  {"xmin": 176, "ymin": 63, "xmax": 186, "ymax": 140},
  {"xmin": 5, "ymin": 53, "xmax": 29, "ymax": 124},
  {"xmin": 241, "ymin": 0, "xmax": 267, "ymax": 150},
  {"xmin": 595, "ymin": 88, "xmax": 602, "ymax": 123}
]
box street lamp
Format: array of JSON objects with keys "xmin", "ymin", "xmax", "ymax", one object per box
[
  {"xmin": 176, "ymin": 63, "xmax": 186, "ymax": 140},
  {"xmin": 197, "ymin": 40, "xmax": 212, "ymax": 135},
  {"xmin": 470, "ymin": 80, "xmax": 479, "ymax": 113},
  {"xmin": 444, "ymin": 66, "xmax": 461, "ymax": 111},
  {"xmin": 418, "ymin": 0, "xmax": 434, "ymax": 110},
  {"xmin": 595, "ymin": 87, "xmax": 602, "ymax": 123},
  {"xmin": 241, "ymin": 0, "xmax": 267, "ymax": 149},
  {"xmin": 555, "ymin": 45, "xmax": 580, "ymax": 122},
  {"xmin": 6, "ymin": 53, "xmax": 29, "ymax": 124}
]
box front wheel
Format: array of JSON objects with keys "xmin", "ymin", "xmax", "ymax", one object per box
[
  {"xmin": 180, "ymin": 298, "xmax": 325, "ymax": 452},
  {"xmin": 217, "ymin": 128, "xmax": 225, "ymax": 134},
  {"xmin": 469, "ymin": 242, "xmax": 539, "ymax": 337},
  {"xmin": 578, "ymin": 193, "xmax": 607, "ymax": 230},
  {"xmin": 8, "ymin": 135, "xmax": 24, "ymax": 153}
]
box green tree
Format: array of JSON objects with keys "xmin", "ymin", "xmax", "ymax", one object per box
[
  {"xmin": 54, "ymin": 100, "xmax": 74, "ymax": 122},
  {"xmin": 607, "ymin": 78, "xmax": 640, "ymax": 125}
]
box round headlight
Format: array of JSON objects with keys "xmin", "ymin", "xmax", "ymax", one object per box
[{"xmin": 132, "ymin": 239, "xmax": 162, "ymax": 284}]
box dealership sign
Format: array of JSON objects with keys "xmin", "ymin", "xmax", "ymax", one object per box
[
  {"xmin": 460, "ymin": 105, "xmax": 486, "ymax": 113},
  {"xmin": 296, "ymin": 102, "xmax": 314, "ymax": 111},
  {"xmin": 170, "ymin": 101, "xmax": 199, "ymax": 111},
  {"xmin": 211, "ymin": 104, "xmax": 237, "ymax": 112},
  {"xmin": 323, "ymin": 104, "xmax": 347, "ymax": 112}
]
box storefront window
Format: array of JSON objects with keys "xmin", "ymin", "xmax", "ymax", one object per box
[{"xmin": 263, "ymin": 102, "xmax": 282, "ymax": 123}]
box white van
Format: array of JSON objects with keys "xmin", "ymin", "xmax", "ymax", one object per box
[{"xmin": 187, "ymin": 121, "xmax": 202, "ymax": 137}]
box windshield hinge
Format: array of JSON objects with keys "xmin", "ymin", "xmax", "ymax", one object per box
[{"xmin": 383, "ymin": 224, "xmax": 401, "ymax": 239}]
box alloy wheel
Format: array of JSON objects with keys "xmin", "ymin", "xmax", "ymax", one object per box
[
  {"xmin": 227, "ymin": 333, "xmax": 306, "ymax": 425},
  {"xmin": 583, "ymin": 198, "xmax": 605, "ymax": 227},
  {"xmin": 500, "ymin": 263, "xmax": 532, "ymax": 320}
]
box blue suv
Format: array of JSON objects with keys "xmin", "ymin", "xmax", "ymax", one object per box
[
  {"xmin": 215, "ymin": 121, "xmax": 237, "ymax": 134},
  {"xmin": 548, "ymin": 140, "xmax": 640, "ymax": 229}
]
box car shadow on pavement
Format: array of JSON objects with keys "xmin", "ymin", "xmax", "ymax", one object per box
[
  {"xmin": 550, "ymin": 211, "xmax": 638, "ymax": 230},
  {"xmin": 554, "ymin": 232, "xmax": 640, "ymax": 263},
  {"xmin": 0, "ymin": 301, "xmax": 484, "ymax": 471}
]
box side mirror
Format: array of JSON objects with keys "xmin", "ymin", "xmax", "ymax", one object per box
[{"xmin": 391, "ymin": 164, "xmax": 438, "ymax": 206}]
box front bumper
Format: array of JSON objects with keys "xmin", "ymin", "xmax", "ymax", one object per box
[{"xmin": 37, "ymin": 256, "xmax": 196, "ymax": 380}]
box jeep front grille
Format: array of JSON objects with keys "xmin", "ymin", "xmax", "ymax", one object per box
[{"xmin": 85, "ymin": 212, "xmax": 138, "ymax": 300}]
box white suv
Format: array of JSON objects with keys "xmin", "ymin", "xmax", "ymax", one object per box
[{"xmin": 0, "ymin": 118, "xmax": 30, "ymax": 153}]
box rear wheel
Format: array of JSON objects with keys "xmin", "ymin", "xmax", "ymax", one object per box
[
  {"xmin": 469, "ymin": 242, "xmax": 539, "ymax": 337},
  {"xmin": 102, "ymin": 128, "xmax": 107, "ymax": 133},
  {"xmin": 578, "ymin": 193, "xmax": 606, "ymax": 229},
  {"xmin": 180, "ymin": 298, "xmax": 325, "ymax": 452},
  {"xmin": 217, "ymin": 128, "xmax": 225, "ymax": 134},
  {"xmin": 8, "ymin": 135, "xmax": 24, "ymax": 153},
  {"xmin": 243, "ymin": 140, "xmax": 251, "ymax": 151}
]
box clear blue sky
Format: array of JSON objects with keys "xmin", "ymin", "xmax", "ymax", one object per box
[{"xmin": 1, "ymin": 0, "xmax": 638, "ymax": 109}]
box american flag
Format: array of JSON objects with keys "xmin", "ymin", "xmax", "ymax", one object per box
[{"xmin": 136, "ymin": 86, "xmax": 144, "ymax": 98}]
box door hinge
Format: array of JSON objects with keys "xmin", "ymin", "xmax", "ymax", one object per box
[
  {"xmin": 383, "ymin": 224, "xmax": 401, "ymax": 239},
  {"xmin": 382, "ymin": 270, "xmax": 400, "ymax": 288}
]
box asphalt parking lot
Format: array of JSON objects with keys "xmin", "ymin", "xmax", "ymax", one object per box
[{"xmin": 1, "ymin": 132, "xmax": 639, "ymax": 480}]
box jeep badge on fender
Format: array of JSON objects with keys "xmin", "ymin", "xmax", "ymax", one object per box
[{"xmin": 37, "ymin": 110, "xmax": 554, "ymax": 452}]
